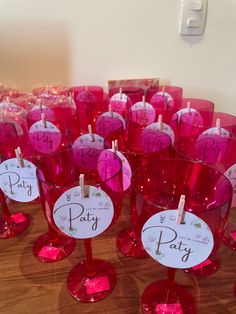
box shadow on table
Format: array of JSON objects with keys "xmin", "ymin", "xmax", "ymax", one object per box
[{"xmin": 58, "ymin": 261, "xmax": 141, "ymax": 314}]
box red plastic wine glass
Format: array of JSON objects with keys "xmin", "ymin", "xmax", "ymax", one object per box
[
  {"xmin": 36, "ymin": 147, "xmax": 123, "ymax": 301},
  {"xmin": 174, "ymin": 134, "xmax": 236, "ymax": 253},
  {"xmin": 132, "ymin": 159, "xmax": 232, "ymax": 313}
]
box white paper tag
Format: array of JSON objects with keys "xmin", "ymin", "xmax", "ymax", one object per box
[
  {"xmin": 72, "ymin": 133, "xmax": 105, "ymax": 170},
  {"xmin": 130, "ymin": 101, "xmax": 156, "ymax": 126},
  {"xmin": 195, "ymin": 132, "xmax": 229, "ymax": 164},
  {"xmin": 154, "ymin": 91, "xmax": 173, "ymax": 103},
  {"xmin": 53, "ymin": 185, "xmax": 114, "ymax": 239},
  {"xmin": 0, "ymin": 158, "xmax": 39, "ymax": 202},
  {"xmin": 109, "ymin": 92, "xmax": 128, "ymax": 114},
  {"xmin": 142, "ymin": 210, "xmax": 214, "ymax": 269},
  {"xmin": 224, "ymin": 164, "xmax": 236, "ymax": 208},
  {"xmin": 107, "ymin": 149, "xmax": 132, "ymax": 191},
  {"xmin": 100, "ymin": 111, "xmax": 125, "ymax": 128},
  {"xmin": 202, "ymin": 126, "xmax": 230, "ymax": 137},
  {"xmin": 73, "ymin": 133, "xmax": 104, "ymax": 149},
  {"xmin": 146, "ymin": 122, "xmax": 175, "ymax": 143},
  {"xmin": 170, "ymin": 108, "xmax": 204, "ymax": 130},
  {"xmin": 28, "ymin": 120, "xmax": 62, "ymax": 154}
]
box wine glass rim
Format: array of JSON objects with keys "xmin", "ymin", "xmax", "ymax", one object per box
[
  {"xmin": 131, "ymin": 158, "xmax": 232, "ymax": 213},
  {"xmin": 36, "ymin": 146, "xmax": 123, "ymax": 188}
]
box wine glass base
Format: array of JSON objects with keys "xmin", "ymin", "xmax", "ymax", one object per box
[
  {"xmin": 67, "ymin": 258, "xmax": 116, "ymax": 302},
  {"xmin": 141, "ymin": 279, "xmax": 196, "ymax": 314},
  {"xmin": 184, "ymin": 256, "xmax": 221, "ymax": 277},
  {"xmin": 0, "ymin": 212, "xmax": 30, "ymax": 239},
  {"xmin": 116, "ymin": 227, "xmax": 148, "ymax": 258},
  {"xmin": 222, "ymin": 223, "xmax": 236, "ymax": 250},
  {"xmin": 32, "ymin": 232, "xmax": 76, "ymax": 263}
]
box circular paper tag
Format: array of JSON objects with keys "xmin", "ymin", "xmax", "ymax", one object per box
[
  {"xmin": 27, "ymin": 105, "xmax": 55, "ymax": 120},
  {"xmin": 97, "ymin": 149, "xmax": 122, "ymax": 192},
  {"xmin": 140, "ymin": 129, "xmax": 172, "ymax": 153},
  {"xmin": 146, "ymin": 122, "xmax": 175, "ymax": 143},
  {"xmin": 130, "ymin": 101, "xmax": 156, "ymax": 126},
  {"xmin": 108, "ymin": 149, "xmax": 132, "ymax": 191},
  {"xmin": 154, "ymin": 91, "xmax": 173, "ymax": 103},
  {"xmin": 109, "ymin": 92, "xmax": 128, "ymax": 115},
  {"xmin": 28, "ymin": 120, "xmax": 62, "ymax": 154},
  {"xmin": 0, "ymin": 158, "xmax": 39, "ymax": 202},
  {"xmin": 224, "ymin": 164, "xmax": 236, "ymax": 208},
  {"xmin": 195, "ymin": 131, "xmax": 230, "ymax": 164},
  {"xmin": 53, "ymin": 185, "xmax": 114, "ymax": 239},
  {"xmin": 176, "ymin": 108, "xmax": 202, "ymax": 123},
  {"xmin": 142, "ymin": 210, "xmax": 214, "ymax": 269},
  {"xmin": 72, "ymin": 133, "xmax": 105, "ymax": 170},
  {"xmin": 96, "ymin": 112, "xmax": 125, "ymax": 137}
]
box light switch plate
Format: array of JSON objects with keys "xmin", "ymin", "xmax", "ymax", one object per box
[{"xmin": 179, "ymin": 0, "xmax": 207, "ymax": 35}]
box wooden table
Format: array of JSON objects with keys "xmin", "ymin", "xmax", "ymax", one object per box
[{"xmin": 0, "ymin": 199, "xmax": 236, "ymax": 314}]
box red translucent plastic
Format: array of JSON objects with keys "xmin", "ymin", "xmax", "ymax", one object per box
[
  {"xmin": 0, "ymin": 189, "xmax": 30, "ymax": 239},
  {"xmin": 116, "ymin": 146, "xmax": 175, "ymax": 258},
  {"xmin": 37, "ymin": 148, "xmax": 122, "ymax": 299},
  {"xmin": 67, "ymin": 239, "xmax": 116, "ymax": 302},
  {"xmin": 141, "ymin": 268, "xmax": 196, "ymax": 314},
  {"xmin": 132, "ymin": 159, "xmax": 232, "ymax": 272},
  {"xmin": 175, "ymin": 111, "xmax": 236, "ymax": 139},
  {"xmin": 170, "ymin": 98, "xmax": 214, "ymax": 138},
  {"xmin": 174, "ymin": 135, "xmax": 236, "ymax": 254},
  {"xmin": 32, "ymin": 85, "xmax": 68, "ymax": 97},
  {"xmin": 133, "ymin": 159, "xmax": 232, "ymax": 311},
  {"xmin": 71, "ymin": 87, "xmax": 106, "ymax": 134},
  {"xmin": 108, "ymin": 87, "xmax": 144, "ymax": 107},
  {"xmin": 27, "ymin": 96, "xmax": 80, "ymax": 142},
  {"xmin": 0, "ymin": 101, "xmax": 28, "ymax": 135}
]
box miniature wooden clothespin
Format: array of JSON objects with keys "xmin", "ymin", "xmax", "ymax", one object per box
[
  {"xmin": 162, "ymin": 86, "xmax": 165, "ymax": 96},
  {"xmin": 15, "ymin": 147, "xmax": 25, "ymax": 168},
  {"xmin": 80, "ymin": 174, "xmax": 88, "ymax": 198},
  {"xmin": 187, "ymin": 101, "xmax": 191, "ymax": 111},
  {"xmin": 176, "ymin": 194, "xmax": 186, "ymax": 224},
  {"xmin": 216, "ymin": 118, "xmax": 221, "ymax": 135},
  {"xmin": 41, "ymin": 112, "xmax": 47, "ymax": 128},
  {"xmin": 142, "ymin": 95, "xmax": 146, "ymax": 109},
  {"xmin": 112, "ymin": 140, "xmax": 118, "ymax": 153},
  {"xmin": 158, "ymin": 114, "xmax": 163, "ymax": 131},
  {"xmin": 88, "ymin": 124, "xmax": 95, "ymax": 142},
  {"xmin": 108, "ymin": 104, "xmax": 113, "ymax": 117},
  {"xmin": 119, "ymin": 88, "xmax": 122, "ymax": 100}
]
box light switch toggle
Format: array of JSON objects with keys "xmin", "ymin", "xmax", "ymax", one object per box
[
  {"xmin": 188, "ymin": 1, "xmax": 203, "ymax": 11},
  {"xmin": 187, "ymin": 18, "xmax": 200, "ymax": 28}
]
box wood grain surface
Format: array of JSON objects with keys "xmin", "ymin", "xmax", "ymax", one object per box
[{"xmin": 0, "ymin": 198, "xmax": 236, "ymax": 314}]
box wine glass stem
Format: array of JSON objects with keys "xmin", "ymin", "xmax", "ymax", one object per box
[
  {"xmin": 84, "ymin": 238, "xmax": 96, "ymax": 278},
  {"xmin": 48, "ymin": 224, "xmax": 60, "ymax": 240},
  {"xmin": 166, "ymin": 267, "xmax": 176, "ymax": 302},
  {"xmin": 0, "ymin": 189, "xmax": 11, "ymax": 220}
]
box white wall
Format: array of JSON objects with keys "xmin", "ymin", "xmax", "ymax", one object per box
[{"xmin": 0, "ymin": 0, "xmax": 236, "ymax": 114}]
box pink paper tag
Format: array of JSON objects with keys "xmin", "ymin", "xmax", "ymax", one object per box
[
  {"xmin": 97, "ymin": 149, "xmax": 122, "ymax": 192},
  {"xmin": 192, "ymin": 259, "xmax": 212, "ymax": 270},
  {"xmin": 140, "ymin": 129, "xmax": 172, "ymax": 152},
  {"xmin": 11, "ymin": 212, "xmax": 27, "ymax": 223},
  {"xmin": 28, "ymin": 130, "xmax": 62, "ymax": 154},
  {"xmin": 85, "ymin": 276, "xmax": 110, "ymax": 295},
  {"xmin": 195, "ymin": 133, "xmax": 229, "ymax": 164},
  {"xmin": 38, "ymin": 246, "xmax": 61, "ymax": 260},
  {"xmin": 96, "ymin": 115, "xmax": 124, "ymax": 137},
  {"xmin": 230, "ymin": 231, "xmax": 236, "ymax": 242},
  {"xmin": 156, "ymin": 303, "xmax": 183, "ymax": 314}
]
